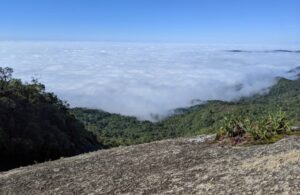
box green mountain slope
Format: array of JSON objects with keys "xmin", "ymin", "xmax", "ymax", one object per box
[
  {"xmin": 72, "ymin": 76, "xmax": 300, "ymax": 147},
  {"xmin": 71, "ymin": 108, "xmax": 167, "ymax": 146},
  {"xmin": 160, "ymin": 77, "xmax": 300, "ymax": 135},
  {"xmin": 0, "ymin": 67, "xmax": 103, "ymax": 171}
]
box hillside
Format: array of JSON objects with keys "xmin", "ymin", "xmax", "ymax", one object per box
[
  {"xmin": 0, "ymin": 67, "xmax": 104, "ymax": 171},
  {"xmin": 72, "ymin": 74, "xmax": 300, "ymax": 147},
  {"xmin": 1, "ymin": 65, "xmax": 300, "ymax": 171},
  {"xmin": 1, "ymin": 135, "xmax": 300, "ymax": 194}
]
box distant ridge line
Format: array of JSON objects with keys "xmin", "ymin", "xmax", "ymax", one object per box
[{"xmin": 226, "ymin": 49, "xmax": 300, "ymax": 53}]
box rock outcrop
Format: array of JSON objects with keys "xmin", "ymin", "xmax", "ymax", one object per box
[{"xmin": 1, "ymin": 135, "xmax": 300, "ymax": 194}]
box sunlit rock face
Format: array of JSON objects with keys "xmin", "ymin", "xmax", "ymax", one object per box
[{"xmin": 0, "ymin": 41, "xmax": 299, "ymax": 120}]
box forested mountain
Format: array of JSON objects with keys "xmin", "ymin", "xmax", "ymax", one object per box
[
  {"xmin": 0, "ymin": 67, "xmax": 104, "ymax": 171},
  {"xmin": 72, "ymin": 108, "xmax": 173, "ymax": 147},
  {"xmin": 73, "ymin": 73, "xmax": 300, "ymax": 147}
]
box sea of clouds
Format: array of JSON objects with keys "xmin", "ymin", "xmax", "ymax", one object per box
[{"xmin": 0, "ymin": 41, "xmax": 299, "ymax": 120}]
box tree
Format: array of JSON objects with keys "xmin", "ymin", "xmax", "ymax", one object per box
[
  {"xmin": 0, "ymin": 67, "xmax": 13, "ymax": 90},
  {"xmin": 0, "ymin": 66, "xmax": 104, "ymax": 171}
]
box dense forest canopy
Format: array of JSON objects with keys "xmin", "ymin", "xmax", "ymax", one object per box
[{"xmin": 0, "ymin": 67, "xmax": 103, "ymax": 171}]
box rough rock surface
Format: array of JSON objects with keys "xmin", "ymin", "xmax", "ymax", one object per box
[{"xmin": 1, "ymin": 135, "xmax": 300, "ymax": 195}]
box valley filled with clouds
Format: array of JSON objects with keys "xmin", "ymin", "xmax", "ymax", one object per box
[{"xmin": 0, "ymin": 41, "xmax": 299, "ymax": 120}]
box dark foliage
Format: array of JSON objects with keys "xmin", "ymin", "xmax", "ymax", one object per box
[{"xmin": 0, "ymin": 67, "xmax": 103, "ymax": 171}]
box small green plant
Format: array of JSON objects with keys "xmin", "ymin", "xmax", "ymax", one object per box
[
  {"xmin": 217, "ymin": 115, "xmax": 247, "ymax": 138},
  {"xmin": 216, "ymin": 110, "xmax": 291, "ymax": 144}
]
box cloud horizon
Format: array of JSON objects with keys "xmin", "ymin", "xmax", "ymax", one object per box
[{"xmin": 0, "ymin": 42, "xmax": 299, "ymax": 120}]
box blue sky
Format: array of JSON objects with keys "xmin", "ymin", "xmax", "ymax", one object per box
[{"xmin": 0, "ymin": 0, "xmax": 299, "ymax": 43}]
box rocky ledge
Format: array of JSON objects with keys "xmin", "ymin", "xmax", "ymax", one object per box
[{"xmin": 1, "ymin": 135, "xmax": 300, "ymax": 194}]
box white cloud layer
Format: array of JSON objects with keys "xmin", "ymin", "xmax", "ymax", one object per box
[{"xmin": 0, "ymin": 42, "xmax": 299, "ymax": 120}]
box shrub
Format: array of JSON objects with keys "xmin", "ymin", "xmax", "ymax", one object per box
[{"xmin": 216, "ymin": 110, "xmax": 291, "ymax": 144}]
